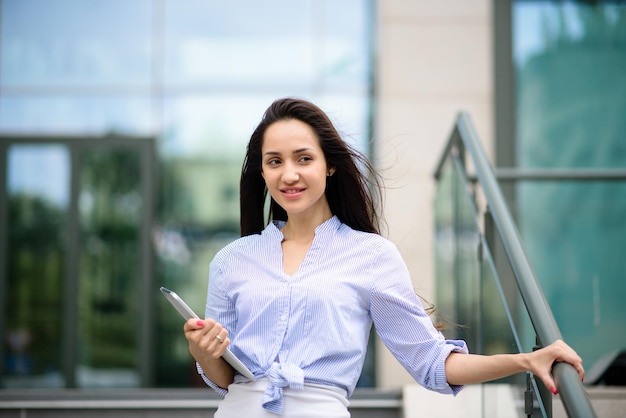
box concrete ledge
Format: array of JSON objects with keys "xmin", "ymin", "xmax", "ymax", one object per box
[
  {"xmin": 403, "ymin": 384, "xmax": 519, "ymax": 418},
  {"xmin": 0, "ymin": 388, "xmax": 402, "ymax": 418}
]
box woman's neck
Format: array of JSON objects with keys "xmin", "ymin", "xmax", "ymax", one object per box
[{"xmin": 281, "ymin": 212, "xmax": 332, "ymax": 242}]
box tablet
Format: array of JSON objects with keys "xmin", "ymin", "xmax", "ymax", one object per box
[{"xmin": 160, "ymin": 286, "xmax": 256, "ymax": 381}]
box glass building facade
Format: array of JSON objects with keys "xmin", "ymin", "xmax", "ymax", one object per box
[
  {"xmin": 512, "ymin": 1, "xmax": 626, "ymax": 370},
  {"xmin": 0, "ymin": 0, "xmax": 374, "ymax": 388}
]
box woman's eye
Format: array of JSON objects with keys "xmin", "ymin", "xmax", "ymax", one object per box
[
  {"xmin": 299, "ymin": 156, "xmax": 312, "ymax": 163},
  {"xmin": 267, "ymin": 158, "xmax": 280, "ymax": 166}
]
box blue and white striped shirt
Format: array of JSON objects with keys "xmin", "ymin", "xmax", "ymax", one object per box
[{"xmin": 198, "ymin": 216, "xmax": 467, "ymax": 414}]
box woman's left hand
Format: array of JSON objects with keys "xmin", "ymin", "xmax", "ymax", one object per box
[{"xmin": 528, "ymin": 339, "xmax": 584, "ymax": 394}]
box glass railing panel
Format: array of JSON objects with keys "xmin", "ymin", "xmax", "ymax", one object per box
[
  {"xmin": 435, "ymin": 153, "xmax": 551, "ymax": 417},
  {"xmin": 435, "ymin": 113, "xmax": 599, "ymax": 417},
  {"xmin": 481, "ymin": 237, "xmax": 550, "ymax": 417},
  {"xmin": 450, "ymin": 158, "xmax": 482, "ymax": 353},
  {"xmin": 479, "ymin": 241, "xmax": 520, "ymax": 356},
  {"xmin": 454, "ymin": 159, "xmax": 551, "ymax": 417},
  {"xmin": 434, "ymin": 155, "xmax": 480, "ymax": 350},
  {"xmin": 433, "ymin": 157, "xmax": 457, "ymax": 330}
]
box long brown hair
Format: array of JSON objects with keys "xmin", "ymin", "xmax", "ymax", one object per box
[{"xmin": 240, "ymin": 97, "xmax": 383, "ymax": 236}]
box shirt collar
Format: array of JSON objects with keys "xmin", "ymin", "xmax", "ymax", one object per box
[{"xmin": 266, "ymin": 215, "xmax": 340, "ymax": 240}]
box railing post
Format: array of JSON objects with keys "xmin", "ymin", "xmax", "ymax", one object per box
[
  {"xmin": 483, "ymin": 207, "xmax": 494, "ymax": 255},
  {"xmin": 533, "ymin": 337, "xmax": 552, "ymax": 417},
  {"xmin": 525, "ymin": 372, "xmax": 534, "ymax": 418},
  {"xmin": 476, "ymin": 238, "xmax": 484, "ymax": 356}
]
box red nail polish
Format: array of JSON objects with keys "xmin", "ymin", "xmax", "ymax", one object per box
[
  {"xmin": 550, "ymin": 387, "xmax": 557, "ymax": 395},
  {"xmin": 196, "ymin": 320, "xmax": 205, "ymax": 327}
]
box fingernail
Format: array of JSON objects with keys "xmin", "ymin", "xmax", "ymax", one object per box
[
  {"xmin": 550, "ymin": 387, "xmax": 557, "ymax": 395},
  {"xmin": 196, "ymin": 320, "xmax": 205, "ymax": 327}
]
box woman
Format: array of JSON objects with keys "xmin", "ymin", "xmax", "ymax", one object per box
[{"xmin": 184, "ymin": 97, "xmax": 584, "ymax": 417}]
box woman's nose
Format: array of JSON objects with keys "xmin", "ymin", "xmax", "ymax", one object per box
[{"xmin": 282, "ymin": 164, "xmax": 299, "ymax": 183}]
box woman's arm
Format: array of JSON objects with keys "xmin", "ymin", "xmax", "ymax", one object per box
[
  {"xmin": 184, "ymin": 318, "xmax": 235, "ymax": 389},
  {"xmin": 445, "ymin": 339, "xmax": 584, "ymax": 394}
]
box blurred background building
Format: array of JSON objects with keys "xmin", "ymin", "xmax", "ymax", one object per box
[{"xmin": 0, "ymin": 0, "xmax": 624, "ymax": 407}]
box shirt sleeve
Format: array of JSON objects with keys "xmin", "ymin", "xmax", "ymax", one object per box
[
  {"xmin": 195, "ymin": 253, "xmax": 238, "ymax": 395},
  {"xmin": 196, "ymin": 362, "xmax": 228, "ymax": 396},
  {"xmin": 369, "ymin": 239, "xmax": 468, "ymax": 395}
]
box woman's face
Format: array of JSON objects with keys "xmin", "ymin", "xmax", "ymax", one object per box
[{"xmin": 261, "ymin": 119, "xmax": 334, "ymax": 221}]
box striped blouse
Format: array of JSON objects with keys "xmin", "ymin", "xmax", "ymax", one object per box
[{"xmin": 197, "ymin": 216, "xmax": 467, "ymax": 414}]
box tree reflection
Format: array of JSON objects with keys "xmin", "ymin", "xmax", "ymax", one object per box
[{"xmin": 5, "ymin": 193, "xmax": 64, "ymax": 382}]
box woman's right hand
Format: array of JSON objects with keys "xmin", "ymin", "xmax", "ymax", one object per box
[
  {"xmin": 183, "ymin": 318, "xmax": 235, "ymax": 389},
  {"xmin": 183, "ymin": 318, "xmax": 230, "ymax": 363}
]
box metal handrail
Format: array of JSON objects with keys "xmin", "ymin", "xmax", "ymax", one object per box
[{"xmin": 434, "ymin": 112, "xmax": 597, "ymax": 418}]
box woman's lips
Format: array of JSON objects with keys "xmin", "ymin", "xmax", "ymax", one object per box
[{"xmin": 280, "ymin": 188, "xmax": 305, "ymax": 199}]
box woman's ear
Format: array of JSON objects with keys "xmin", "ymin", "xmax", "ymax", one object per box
[{"xmin": 328, "ymin": 167, "xmax": 336, "ymax": 177}]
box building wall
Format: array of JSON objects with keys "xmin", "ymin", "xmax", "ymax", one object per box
[{"xmin": 374, "ymin": 0, "xmax": 494, "ymax": 389}]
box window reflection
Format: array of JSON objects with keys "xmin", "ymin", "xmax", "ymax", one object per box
[
  {"xmin": 3, "ymin": 145, "xmax": 69, "ymax": 388},
  {"xmin": 163, "ymin": 0, "xmax": 369, "ymax": 88},
  {"xmin": 77, "ymin": 148, "xmax": 143, "ymax": 388},
  {"xmin": 8, "ymin": 145, "xmax": 70, "ymax": 206},
  {"xmin": 0, "ymin": 97, "xmax": 153, "ymax": 134},
  {"xmin": 1, "ymin": 0, "xmax": 152, "ymax": 87},
  {"xmin": 319, "ymin": 0, "xmax": 371, "ymax": 88},
  {"xmin": 513, "ymin": 0, "xmax": 626, "ymax": 370},
  {"xmin": 164, "ymin": 1, "xmax": 312, "ymax": 85},
  {"xmin": 513, "ymin": 2, "xmax": 625, "ymax": 67}
]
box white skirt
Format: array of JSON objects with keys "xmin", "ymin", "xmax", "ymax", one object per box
[{"xmin": 214, "ymin": 378, "xmax": 350, "ymax": 418}]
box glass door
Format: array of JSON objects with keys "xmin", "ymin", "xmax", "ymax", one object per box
[
  {"xmin": 0, "ymin": 136, "xmax": 155, "ymax": 388},
  {"xmin": 76, "ymin": 146, "xmax": 141, "ymax": 387}
]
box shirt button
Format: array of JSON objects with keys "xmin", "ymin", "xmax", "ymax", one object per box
[{"xmin": 280, "ymin": 315, "xmax": 287, "ymax": 321}]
